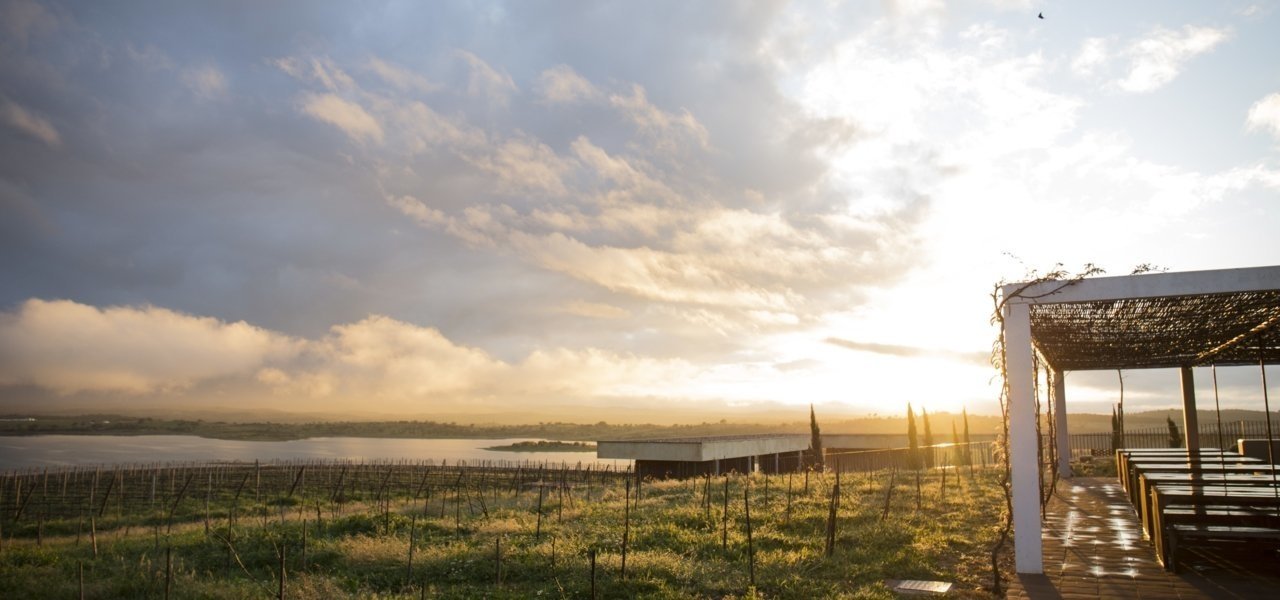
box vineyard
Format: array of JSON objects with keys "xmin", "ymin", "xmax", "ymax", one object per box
[{"xmin": 0, "ymin": 458, "xmax": 1009, "ymax": 598}]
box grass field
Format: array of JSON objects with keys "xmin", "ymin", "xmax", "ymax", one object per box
[{"xmin": 0, "ymin": 461, "xmax": 1011, "ymax": 598}]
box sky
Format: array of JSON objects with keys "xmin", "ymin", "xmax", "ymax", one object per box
[{"xmin": 1, "ymin": 0, "xmax": 1279, "ymax": 423}]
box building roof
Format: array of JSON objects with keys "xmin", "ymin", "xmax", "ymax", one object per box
[{"xmin": 596, "ymin": 434, "xmax": 809, "ymax": 462}]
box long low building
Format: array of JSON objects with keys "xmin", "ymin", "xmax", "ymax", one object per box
[
  {"xmin": 598, "ymin": 432, "xmax": 999, "ymax": 478},
  {"xmin": 596, "ymin": 434, "xmax": 811, "ymax": 478}
]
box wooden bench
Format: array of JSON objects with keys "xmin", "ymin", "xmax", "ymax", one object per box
[
  {"xmin": 1166, "ymin": 524, "xmax": 1280, "ymax": 573},
  {"xmin": 1163, "ymin": 505, "xmax": 1279, "ymax": 519},
  {"xmin": 1149, "ymin": 485, "xmax": 1280, "ymax": 569}
]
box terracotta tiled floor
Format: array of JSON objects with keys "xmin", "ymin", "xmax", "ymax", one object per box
[{"xmin": 1004, "ymin": 478, "xmax": 1280, "ymax": 599}]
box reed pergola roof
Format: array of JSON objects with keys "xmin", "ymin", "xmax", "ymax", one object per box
[
  {"xmin": 1029, "ymin": 289, "xmax": 1280, "ymax": 371},
  {"xmin": 1001, "ymin": 265, "xmax": 1280, "ymax": 575}
]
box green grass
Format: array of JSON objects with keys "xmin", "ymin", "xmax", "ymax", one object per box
[{"xmin": 0, "ymin": 466, "xmax": 1010, "ymax": 598}]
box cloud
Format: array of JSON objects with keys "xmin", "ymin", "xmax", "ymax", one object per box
[
  {"xmin": 182, "ymin": 64, "xmax": 228, "ymax": 99},
  {"xmin": 1, "ymin": 99, "xmax": 60, "ymax": 146},
  {"xmin": 1117, "ymin": 26, "xmax": 1229, "ymax": 93},
  {"xmin": 1071, "ymin": 38, "xmax": 1108, "ymax": 77},
  {"xmin": 124, "ymin": 43, "xmax": 175, "ymax": 71},
  {"xmin": 1237, "ymin": 4, "xmax": 1268, "ymax": 18},
  {"xmin": 397, "ymin": 195, "xmax": 906, "ymax": 325},
  {"xmin": 609, "ymin": 84, "xmax": 710, "ymax": 152},
  {"xmin": 0, "ymin": 299, "xmax": 297, "ymax": 394},
  {"xmin": 463, "ymin": 135, "xmax": 572, "ymax": 196},
  {"xmin": 300, "ymin": 92, "xmax": 384, "ymax": 143},
  {"xmin": 273, "ymin": 56, "xmax": 356, "ymax": 92},
  {"xmin": 1, "ymin": 0, "xmax": 59, "ymax": 48},
  {"xmin": 0, "ymin": 298, "xmax": 705, "ymax": 412},
  {"xmin": 824, "ymin": 337, "xmax": 989, "ymax": 365},
  {"xmin": 456, "ymin": 50, "xmax": 517, "ymax": 106},
  {"xmin": 535, "ymin": 65, "xmax": 599, "ymax": 104},
  {"xmin": 368, "ymin": 57, "xmax": 438, "ymax": 95},
  {"xmin": 304, "ymin": 314, "xmax": 503, "ymax": 397},
  {"xmin": 391, "ymin": 100, "xmax": 488, "ymax": 151},
  {"xmin": 561, "ymin": 301, "xmax": 630, "ymax": 320},
  {"xmin": 1247, "ymin": 93, "xmax": 1280, "ymax": 139}
]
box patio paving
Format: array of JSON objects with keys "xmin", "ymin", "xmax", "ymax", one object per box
[{"xmin": 1004, "ymin": 477, "xmax": 1280, "ymax": 600}]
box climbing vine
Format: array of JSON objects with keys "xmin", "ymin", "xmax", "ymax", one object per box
[{"xmin": 987, "ymin": 263, "xmax": 1102, "ymax": 594}]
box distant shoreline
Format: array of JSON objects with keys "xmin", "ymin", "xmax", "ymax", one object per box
[
  {"xmin": 0, "ymin": 414, "xmax": 822, "ymax": 443},
  {"xmin": 0, "ymin": 409, "xmax": 1234, "ymax": 441},
  {"xmin": 484, "ymin": 440, "xmax": 597, "ymax": 453}
]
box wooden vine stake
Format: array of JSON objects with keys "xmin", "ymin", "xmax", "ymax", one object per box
[
  {"xmin": 721, "ymin": 474, "xmax": 730, "ymax": 550},
  {"xmin": 940, "ymin": 456, "xmax": 949, "ymax": 504},
  {"xmin": 786, "ymin": 471, "xmax": 794, "ymax": 523},
  {"xmin": 301, "ymin": 518, "xmax": 308, "ymax": 572},
  {"xmin": 915, "ymin": 468, "xmax": 922, "ymax": 512},
  {"xmin": 205, "ymin": 471, "xmax": 211, "ymax": 534},
  {"xmin": 589, "ymin": 548, "xmax": 597, "ymax": 600},
  {"xmin": 825, "ymin": 470, "xmax": 840, "ymax": 557},
  {"xmin": 277, "ymin": 543, "xmax": 286, "ymax": 600},
  {"xmin": 405, "ymin": 516, "xmax": 414, "ymax": 581},
  {"xmin": 621, "ymin": 479, "xmax": 631, "ymax": 579},
  {"xmin": 164, "ymin": 545, "xmax": 172, "ymax": 600},
  {"xmin": 744, "ymin": 481, "xmax": 755, "ymax": 588},
  {"xmin": 880, "ymin": 468, "xmax": 897, "ymax": 522},
  {"xmin": 535, "ymin": 481, "xmax": 545, "ymax": 541}
]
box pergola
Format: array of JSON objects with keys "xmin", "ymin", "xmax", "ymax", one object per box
[{"xmin": 1000, "ymin": 265, "xmax": 1280, "ymax": 573}]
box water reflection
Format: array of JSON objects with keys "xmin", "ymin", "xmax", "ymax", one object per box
[{"xmin": 0, "ymin": 435, "xmax": 626, "ymax": 470}]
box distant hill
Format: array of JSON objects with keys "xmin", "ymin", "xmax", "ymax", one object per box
[
  {"xmin": 1059, "ymin": 409, "xmax": 1277, "ymax": 434},
  {"xmin": 0, "ymin": 409, "xmax": 1272, "ymax": 441}
]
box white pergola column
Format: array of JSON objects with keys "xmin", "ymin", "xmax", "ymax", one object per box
[
  {"xmin": 1004, "ymin": 300, "xmax": 1044, "ymax": 573},
  {"xmin": 1180, "ymin": 367, "xmax": 1199, "ymax": 452},
  {"xmin": 1053, "ymin": 369, "xmax": 1072, "ymax": 477}
]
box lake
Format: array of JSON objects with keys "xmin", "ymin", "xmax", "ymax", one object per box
[{"xmin": 0, "ymin": 435, "xmax": 626, "ymax": 471}]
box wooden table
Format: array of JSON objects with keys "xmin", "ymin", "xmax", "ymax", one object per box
[
  {"xmin": 1115, "ymin": 449, "xmax": 1230, "ymax": 492},
  {"xmin": 1120, "ymin": 455, "xmax": 1257, "ymax": 499},
  {"xmin": 1122, "ymin": 460, "xmax": 1275, "ymax": 506},
  {"xmin": 1148, "ymin": 483, "xmax": 1280, "ymax": 568}
]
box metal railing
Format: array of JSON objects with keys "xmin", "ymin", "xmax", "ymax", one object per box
[{"xmin": 1067, "ymin": 420, "xmax": 1279, "ymax": 457}]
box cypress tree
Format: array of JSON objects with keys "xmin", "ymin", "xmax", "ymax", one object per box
[
  {"xmin": 1111, "ymin": 406, "xmax": 1122, "ymax": 451},
  {"xmin": 808, "ymin": 404, "xmax": 824, "ymax": 472},
  {"xmin": 921, "ymin": 408, "xmax": 935, "ymax": 468},
  {"xmin": 906, "ymin": 403, "xmax": 920, "ymax": 470},
  {"xmin": 1166, "ymin": 416, "xmax": 1181, "ymax": 448},
  {"xmin": 951, "ymin": 419, "xmax": 960, "ymax": 466},
  {"xmin": 961, "ymin": 407, "xmax": 972, "ymax": 467}
]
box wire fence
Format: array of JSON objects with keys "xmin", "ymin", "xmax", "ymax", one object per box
[
  {"xmin": 823, "ymin": 441, "xmax": 997, "ymax": 473},
  {"xmin": 1067, "ymin": 419, "xmax": 1280, "ymax": 457}
]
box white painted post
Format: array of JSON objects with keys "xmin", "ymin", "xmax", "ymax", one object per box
[
  {"xmin": 1004, "ymin": 300, "xmax": 1043, "ymax": 574},
  {"xmin": 1053, "ymin": 369, "xmax": 1071, "ymax": 477},
  {"xmin": 1180, "ymin": 367, "xmax": 1199, "ymax": 453}
]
